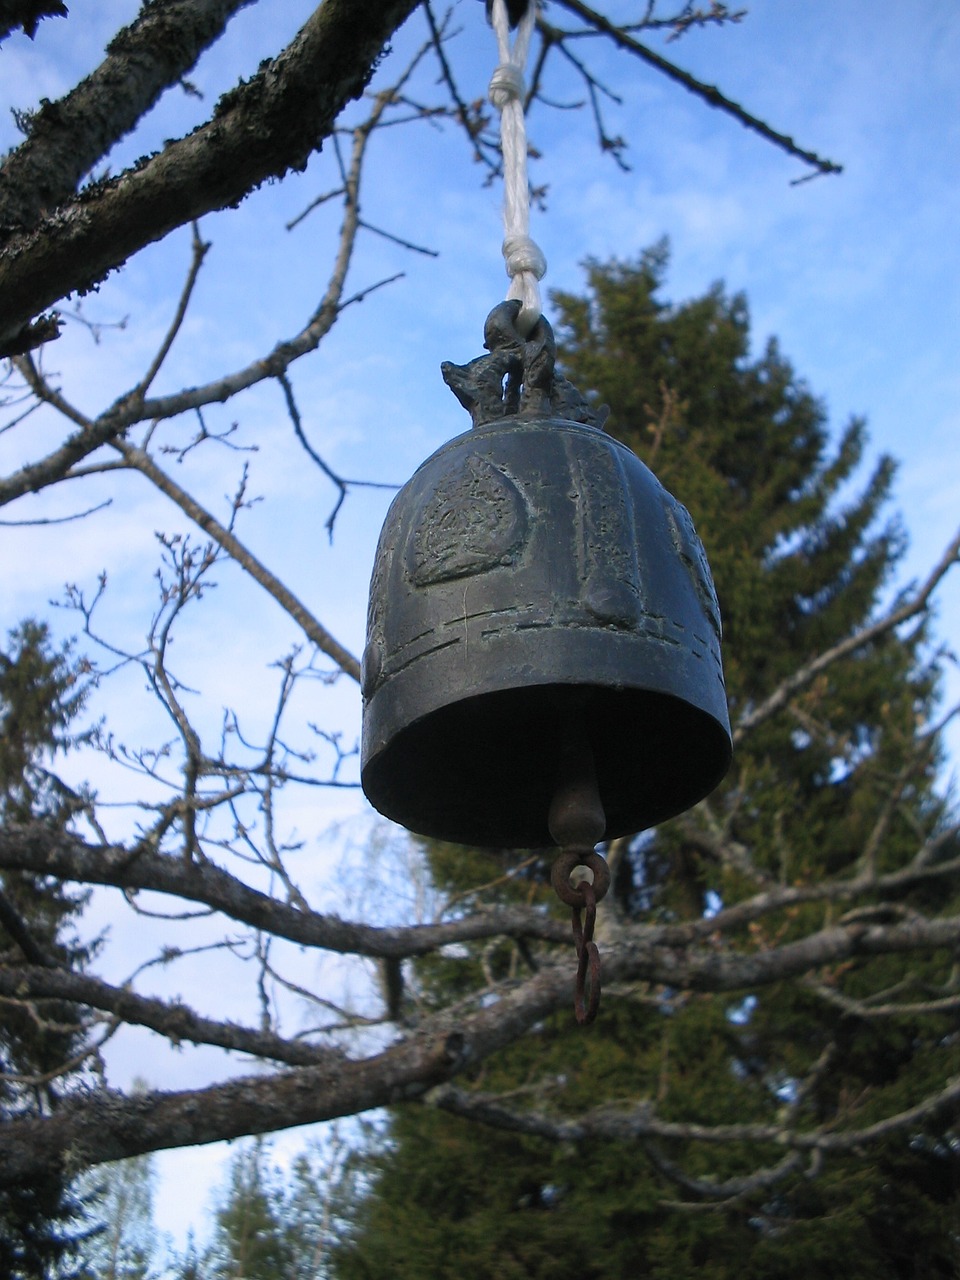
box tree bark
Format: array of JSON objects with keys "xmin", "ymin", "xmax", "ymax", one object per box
[
  {"xmin": 0, "ymin": 822, "xmax": 571, "ymax": 956},
  {"xmin": 0, "ymin": 0, "xmax": 420, "ymax": 351},
  {"xmin": 0, "ymin": 965, "xmax": 571, "ymax": 1184},
  {"xmin": 0, "ymin": 0, "xmax": 255, "ymax": 236}
]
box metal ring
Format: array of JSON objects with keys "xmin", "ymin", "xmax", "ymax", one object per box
[{"xmin": 550, "ymin": 849, "xmax": 611, "ymax": 908}]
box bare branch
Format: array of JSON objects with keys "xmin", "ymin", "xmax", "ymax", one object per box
[
  {"xmin": 804, "ymin": 979, "xmax": 960, "ymax": 1021},
  {"xmin": 554, "ymin": 35, "xmax": 630, "ymax": 168},
  {"xmin": 0, "ymin": 961, "xmax": 574, "ymax": 1182},
  {"xmin": 424, "ymin": 1, "xmax": 500, "ymax": 176},
  {"xmin": 277, "ymin": 372, "xmax": 401, "ymax": 540},
  {"xmin": 428, "ymin": 1070, "xmax": 960, "ymax": 1163},
  {"xmin": 0, "ymin": 964, "xmax": 343, "ymax": 1068},
  {"xmin": 135, "ymin": 223, "xmax": 211, "ymax": 399},
  {"xmin": 0, "ymin": 889, "xmax": 55, "ymax": 966},
  {"xmin": 111, "ymin": 436, "xmax": 363, "ymax": 681},
  {"xmin": 552, "ymin": 0, "xmax": 843, "ymax": 177},
  {"xmin": 0, "ymin": 0, "xmax": 421, "ymax": 350},
  {"xmin": 0, "ymin": 2, "xmax": 68, "ymax": 43},
  {"xmin": 0, "ymin": 1, "xmax": 255, "ymax": 238},
  {"xmin": 0, "ymin": 821, "xmax": 571, "ymax": 958},
  {"xmin": 734, "ymin": 526, "xmax": 960, "ymax": 742},
  {"xmin": 0, "ymin": 498, "xmax": 112, "ymax": 525}
]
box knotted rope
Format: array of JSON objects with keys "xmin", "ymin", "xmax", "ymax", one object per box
[{"xmin": 488, "ymin": 0, "xmax": 545, "ymax": 336}]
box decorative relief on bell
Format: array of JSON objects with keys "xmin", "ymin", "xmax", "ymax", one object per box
[
  {"xmin": 409, "ymin": 455, "xmax": 529, "ymax": 587},
  {"xmin": 440, "ymin": 299, "xmax": 607, "ymax": 430},
  {"xmin": 565, "ymin": 431, "xmax": 640, "ymax": 630},
  {"xmin": 662, "ymin": 495, "xmax": 723, "ymax": 646}
]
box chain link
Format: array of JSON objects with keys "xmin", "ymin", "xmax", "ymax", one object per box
[
  {"xmin": 571, "ymin": 880, "xmax": 601, "ymax": 1024},
  {"xmin": 551, "ymin": 850, "xmax": 608, "ymax": 1025}
]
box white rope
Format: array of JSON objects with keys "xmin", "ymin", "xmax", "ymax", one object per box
[{"xmin": 488, "ymin": 0, "xmax": 545, "ymax": 336}]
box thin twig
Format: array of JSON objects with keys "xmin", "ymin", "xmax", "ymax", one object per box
[
  {"xmin": 0, "ymin": 498, "xmax": 111, "ymax": 525},
  {"xmin": 135, "ymin": 222, "xmax": 210, "ymax": 398},
  {"xmin": 554, "ymin": 0, "xmax": 843, "ymax": 177}
]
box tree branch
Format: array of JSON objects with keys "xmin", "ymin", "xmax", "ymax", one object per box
[
  {"xmin": 3, "ymin": 823, "xmax": 959, "ymax": 979},
  {"xmin": 0, "ymin": 1, "xmax": 67, "ymax": 43},
  {"xmin": 0, "ymin": 960, "xmax": 573, "ymax": 1183},
  {"xmin": 0, "ymin": 888, "xmax": 54, "ymax": 966},
  {"xmin": 0, "ymin": 821, "xmax": 571, "ymax": 958},
  {"xmin": 734, "ymin": 525, "xmax": 960, "ymax": 742},
  {"xmin": 0, "ymin": 964, "xmax": 343, "ymax": 1067},
  {"xmin": 553, "ymin": 0, "xmax": 843, "ymax": 177},
  {"xmin": 112, "ymin": 437, "xmax": 363, "ymax": 681},
  {"xmin": 0, "ymin": 0, "xmax": 255, "ymax": 238},
  {"xmin": 0, "ymin": 0, "xmax": 421, "ymax": 353},
  {"xmin": 428, "ymin": 1071, "xmax": 960, "ymax": 1161}
]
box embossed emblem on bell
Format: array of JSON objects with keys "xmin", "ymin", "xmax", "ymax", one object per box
[{"xmin": 361, "ymin": 301, "xmax": 732, "ymax": 850}]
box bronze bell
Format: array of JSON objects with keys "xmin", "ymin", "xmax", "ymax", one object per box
[{"xmin": 361, "ymin": 302, "xmax": 732, "ymax": 850}]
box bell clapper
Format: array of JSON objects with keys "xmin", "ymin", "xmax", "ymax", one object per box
[{"xmin": 548, "ymin": 734, "xmax": 610, "ymax": 1025}]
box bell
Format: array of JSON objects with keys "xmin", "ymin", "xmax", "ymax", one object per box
[{"xmin": 361, "ymin": 303, "xmax": 731, "ymax": 849}]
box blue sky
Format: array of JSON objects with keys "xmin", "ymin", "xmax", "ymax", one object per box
[{"xmin": 2, "ymin": 0, "xmax": 959, "ymax": 1254}]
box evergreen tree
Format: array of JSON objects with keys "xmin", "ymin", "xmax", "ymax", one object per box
[
  {"xmin": 0, "ymin": 619, "xmax": 98, "ymax": 1278},
  {"xmin": 169, "ymin": 1232, "xmax": 204, "ymax": 1280},
  {"xmin": 278, "ymin": 1130, "xmax": 358, "ymax": 1279},
  {"xmin": 189, "ymin": 1130, "xmax": 359, "ymax": 1280},
  {"xmin": 203, "ymin": 1140, "xmax": 297, "ymax": 1280},
  {"xmin": 330, "ymin": 250, "xmax": 960, "ymax": 1279}
]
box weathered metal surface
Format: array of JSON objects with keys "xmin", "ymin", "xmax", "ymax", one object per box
[
  {"xmin": 361, "ymin": 304, "xmax": 732, "ymax": 849},
  {"xmin": 570, "ymin": 878, "xmax": 602, "ymax": 1025}
]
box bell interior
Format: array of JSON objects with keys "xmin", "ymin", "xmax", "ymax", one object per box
[{"xmin": 361, "ymin": 681, "xmax": 732, "ymax": 849}]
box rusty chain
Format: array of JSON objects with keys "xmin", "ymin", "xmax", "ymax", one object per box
[
  {"xmin": 551, "ymin": 849, "xmax": 609, "ymax": 1025},
  {"xmin": 571, "ymin": 879, "xmax": 601, "ymax": 1024}
]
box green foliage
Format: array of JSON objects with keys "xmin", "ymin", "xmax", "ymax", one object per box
[
  {"xmin": 329, "ymin": 252, "xmax": 960, "ymax": 1279},
  {"xmin": 0, "ymin": 619, "xmax": 97, "ymax": 1279},
  {"xmin": 190, "ymin": 1131, "xmax": 358, "ymax": 1279},
  {"xmin": 204, "ymin": 1141, "xmax": 296, "ymax": 1280},
  {"xmin": 0, "ymin": 618, "xmax": 92, "ymax": 825}
]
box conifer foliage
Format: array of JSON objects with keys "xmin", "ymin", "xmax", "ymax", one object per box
[
  {"xmin": 330, "ymin": 252, "xmax": 960, "ymax": 1279},
  {"xmin": 163, "ymin": 1135, "xmax": 357, "ymax": 1279},
  {"xmin": 0, "ymin": 621, "xmax": 97, "ymax": 1278}
]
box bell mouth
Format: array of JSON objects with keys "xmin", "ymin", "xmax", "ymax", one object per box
[{"xmin": 361, "ymin": 680, "xmax": 731, "ymax": 849}]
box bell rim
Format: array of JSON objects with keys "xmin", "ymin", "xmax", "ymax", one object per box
[{"xmin": 362, "ymin": 676, "xmax": 732, "ymax": 848}]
